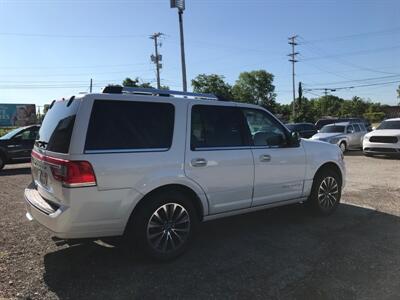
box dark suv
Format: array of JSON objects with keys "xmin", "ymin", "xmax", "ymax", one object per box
[{"xmin": 0, "ymin": 125, "xmax": 40, "ymax": 170}]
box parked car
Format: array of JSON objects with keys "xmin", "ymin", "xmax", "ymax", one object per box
[
  {"xmin": 25, "ymin": 87, "xmax": 345, "ymax": 260},
  {"xmin": 310, "ymin": 122, "xmax": 367, "ymax": 152},
  {"xmin": 285, "ymin": 123, "xmax": 318, "ymax": 138},
  {"xmin": 315, "ymin": 118, "xmax": 371, "ymax": 131},
  {"xmin": 0, "ymin": 125, "xmax": 40, "ymax": 170},
  {"xmin": 363, "ymin": 118, "xmax": 400, "ymax": 157}
]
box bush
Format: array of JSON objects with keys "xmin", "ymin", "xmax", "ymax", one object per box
[{"xmin": 363, "ymin": 112, "xmax": 385, "ymax": 123}]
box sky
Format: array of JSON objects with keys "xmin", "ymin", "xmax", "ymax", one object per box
[{"xmin": 0, "ymin": 0, "xmax": 399, "ymax": 108}]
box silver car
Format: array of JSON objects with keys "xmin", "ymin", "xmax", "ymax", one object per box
[{"xmin": 311, "ymin": 122, "xmax": 367, "ymax": 152}]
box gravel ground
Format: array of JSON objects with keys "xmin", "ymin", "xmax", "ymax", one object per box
[{"xmin": 1, "ymin": 152, "xmax": 400, "ymax": 300}]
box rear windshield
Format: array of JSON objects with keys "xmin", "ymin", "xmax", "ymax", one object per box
[
  {"xmin": 377, "ymin": 120, "xmax": 400, "ymax": 130},
  {"xmin": 85, "ymin": 100, "xmax": 175, "ymax": 152},
  {"xmin": 37, "ymin": 99, "xmax": 80, "ymax": 153},
  {"xmin": 320, "ymin": 125, "xmax": 345, "ymax": 133}
]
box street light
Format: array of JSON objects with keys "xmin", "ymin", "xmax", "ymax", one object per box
[{"xmin": 170, "ymin": 0, "xmax": 187, "ymax": 92}]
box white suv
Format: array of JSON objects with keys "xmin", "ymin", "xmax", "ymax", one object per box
[{"xmin": 25, "ymin": 87, "xmax": 345, "ymax": 260}]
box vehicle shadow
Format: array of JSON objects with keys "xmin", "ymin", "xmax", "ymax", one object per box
[
  {"xmin": 43, "ymin": 203, "xmax": 400, "ymax": 299},
  {"xmin": 0, "ymin": 167, "xmax": 31, "ymax": 176},
  {"xmin": 343, "ymin": 150, "xmax": 364, "ymax": 157}
]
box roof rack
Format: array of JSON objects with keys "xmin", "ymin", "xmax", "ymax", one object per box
[{"xmin": 102, "ymin": 86, "xmax": 219, "ymax": 100}]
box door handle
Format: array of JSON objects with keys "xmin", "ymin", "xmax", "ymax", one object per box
[
  {"xmin": 191, "ymin": 158, "xmax": 207, "ymax": 167},
  {"xmin": 259, "ymin": 154, "xmax": 271, "ymax": 162}
]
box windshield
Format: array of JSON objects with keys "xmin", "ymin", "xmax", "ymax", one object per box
[
  {"xmin": 377, "ymin": 120, "xmax": 400, "ymax": 130},
  {"xmin": 320, "ymin": 125, "xmax": 345, "ymax": 133},
  {"xmin": 0, "ymin": 127, "xmax": 23, "ymax": 140}
]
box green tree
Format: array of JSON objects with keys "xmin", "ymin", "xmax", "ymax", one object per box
[
  {"xmin": 232, "ymin": 70, "xmax": 277, "ymax": 111},
  {"xmin": 191, "ymin": 74, "xmax": 233, "ymax": 100},
  {"xmin": 123, "ymin": 77, "xmax": 153, "ymax": 88}
]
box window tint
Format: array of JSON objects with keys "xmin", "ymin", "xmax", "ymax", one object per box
[
  {"xmin": 191, "ymin": 105, "xmax": 247, "ymax": 149},
  {"xmin": 303, "ymin": 124, "xmax": 315, "ymax": 131},
  {"xmin": 15, "ymin": 127, "xmax": 38, "ymax": 140},
  {"xmin": 359, "ymin": 124, "xmax": 366, "ymax": 131},
  {"xmin": 38, "ymin": 100, "xmax": 80, "ymax": 153},
  {"xmin": 347, "ymin": 125, "xmax": 355, "ymax": 133},
  {"xmin": 242, "ymin": 108, "xmax": 288, "ymax": 147},
  {"xmin": 85, "ymin": 100, "xmax": 174, "ymax": 151},
  {"xmin": 353, "ymin": 124, "xmax": 361, "ymax": 132}
]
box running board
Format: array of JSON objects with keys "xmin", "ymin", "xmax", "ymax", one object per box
[{"xmin": 203, "ymin": 197, "xmax": 307, "ymax": 222}]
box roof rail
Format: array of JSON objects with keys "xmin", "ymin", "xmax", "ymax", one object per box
[{"xmin": 102, "ymin": 86, "xmax": 218, "ymax": 100}]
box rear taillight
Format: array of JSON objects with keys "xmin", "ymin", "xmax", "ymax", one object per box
[{"xmin": 32, "ymin": 150, "xmax": 96, "ymax": 188}]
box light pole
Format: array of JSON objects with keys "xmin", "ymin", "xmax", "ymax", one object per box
[{"xmin": 170, "ymin": 0, "xmax": 187, "ymax": 92}]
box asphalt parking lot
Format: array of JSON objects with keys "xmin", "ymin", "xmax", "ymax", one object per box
[{"xmin": 1, "ymin": 152, "xmax": 400, "ymax": 300}]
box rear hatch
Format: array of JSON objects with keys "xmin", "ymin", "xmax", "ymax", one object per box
[{"xmin": 31, "ymin": 97, "xmax": 96, "ymax": 206}]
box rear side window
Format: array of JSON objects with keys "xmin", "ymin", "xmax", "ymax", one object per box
[
  {"xmin": 85, "ymin": 100, "xmax": 174, "ymax": 152},
  {"xmin": 191, "ymin": 105, "xmax": 248, "ymax": 150},
  {"xmin": 37, "ymin": 100, "xmax": 80, "ymax": 153}
]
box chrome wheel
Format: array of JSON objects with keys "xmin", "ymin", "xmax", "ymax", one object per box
[
  {"xmin": 146, "ymin": 203, "xmax": 190, "ymax": 253},
  {"xmin": 318, "ymin": 176, "xmax": 339, "ymax": 209},
  {"xmin": 339, "ymin": 142, "xmax": 346, "ymax": 153}
]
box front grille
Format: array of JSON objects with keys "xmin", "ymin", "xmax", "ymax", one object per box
[
  {"xmin": 364, "ymin": 147, "xmax": 398, "ymax": 153},
  {"xmin": 369, "ymin": 136, "xmax": 398, "ymax": 143}
]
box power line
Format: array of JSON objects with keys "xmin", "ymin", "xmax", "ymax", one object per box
[{"xmin": 304, "ymin": 79, "xmax": 400, "ymax": 92}]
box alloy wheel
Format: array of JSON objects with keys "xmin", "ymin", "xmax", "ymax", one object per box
[
  {"xmin": 318, "ymin": 176, "xmax": 339, "ymax": 209},
  {"xmin": 146, "ymin": 203, "xmax": 191, "ymax": 253}
]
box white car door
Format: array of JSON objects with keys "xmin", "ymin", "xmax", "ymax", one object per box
[
  {"xmin": 184, "ymin": 103, "xmax": 254, "ymax": 214},
  {"xmin": 241, "ymin": 107, "xmax": 307, "ymax": 206}
]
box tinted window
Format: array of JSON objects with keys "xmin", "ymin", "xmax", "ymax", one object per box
[
  {"xmin": 303, "ymin": 124, "xmax": 315, "ymax": 131},
  {"xmin": 321, "ymin": 125, "xmax": 345, "ymax": 133},
  {"xmin": 191, "ymin": 105, "xmax": 247, "ymax": 149},
  {"xmin": 377, "ymin": 120, "xmax": 400, "ymax": 130},
  {"xmin": 353, "ymin": 124, "xmax": 361, "ymax": 132},
  {"xmin": 242, "ymin": 108, "xmax": 288, "ymax": 147},
  {"xmin": 347, "ymin": 125, "xmax": 355, "ymax": 133},
  {"xmin": 359, "ymin": 124, "xmax": 366, "ymax": 131},
  {"xmin": 85, "ymin": 100, "xmax": 174, "ymax": 151},
  {"xmin": 37, "ymin": 100, "xmax": 80, "ymax": 153},
  {"xmin": 14, "ymin": 127, "xmax": 38, "ymax": 140}
]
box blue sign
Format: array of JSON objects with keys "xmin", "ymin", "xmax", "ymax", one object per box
[{"xmin": 0, "ymin": 104, "xmax": 36, "ymax": 127}]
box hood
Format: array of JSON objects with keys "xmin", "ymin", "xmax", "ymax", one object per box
[
  {"xmin": 366, "ymin": 129, "xmax": 400, "ymax": 138},
  {"xmin": 311, "ymin": 132, "xmax": 342, "ymax": 140}
]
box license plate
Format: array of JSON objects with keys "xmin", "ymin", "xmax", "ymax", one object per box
[{"xmin": 39, "ymin": 171, "xmax": 48, "ymax": 186}]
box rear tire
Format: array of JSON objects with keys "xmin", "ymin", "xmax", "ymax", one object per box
[
  {"xmin": 125, "ymin": 190, "xmax": 198, "ymax": 261},
  {"xmin": 308, "ymin": 169, "xmax": 342, "ymax": 216}
]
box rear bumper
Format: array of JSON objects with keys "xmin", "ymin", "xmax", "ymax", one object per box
[{"xmin": 24, "ymin": 183, "xmax": 135, "ymax": 239}]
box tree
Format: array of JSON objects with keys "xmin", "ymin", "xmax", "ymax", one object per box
[
  {"xmin": 232, "ymin": 70, "xmax": 277, "ymax": 111},
  {"xmin": 191, "ymin": 74, "xmax": 233, "ymax": 100},
  {"xmin": 123, "ymin": 77, "xmax": 153, "ymax": 88}
]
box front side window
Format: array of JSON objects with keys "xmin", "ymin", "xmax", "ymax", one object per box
[
  {"xmin": 353, "ymin": 124, "xmax": 361, "ymax": 132},
  {"xmin": 85, "ymin": 100, "xmax": 174, "ymax": 151},
  {"xmin": 347, "ymin": 125, "xmax": 355, "ymax": 133},
  {"xmin": 191, "ymin": 105, "xmax": 247, "ymax": 150},
  {"xmin": 15, "ymin": 127, "xmax": 38, "ymax": 140},
  {"xmin": 242, "ymin": 109, "xmax": 288, "ymax": 147}
]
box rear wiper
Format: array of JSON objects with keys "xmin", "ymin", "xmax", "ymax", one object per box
[{"xmin": 35, "ymin": 140, "xmax": 48, "ymax": 149}]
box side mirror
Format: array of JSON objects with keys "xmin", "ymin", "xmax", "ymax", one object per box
[
  {"xmin": 290, "ymin": 131, "xmax": 301, "ymax": 146},
  {"xmin": 372, "ymin": 126, "xmax": 376, "ymax": 131}
]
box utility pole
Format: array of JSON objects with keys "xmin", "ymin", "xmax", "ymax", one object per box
[
  {"xmin": 288, "ymin": 35, "xmax": 299, "ymax": 120},
  {"xmin": 171, "ymin": 0, "xmax": 187, "ymax": 92},
  {"xmin": 90, "ymin": 78, "xmax": 93, "ymax": 93},
  {"xmin": 150, "ymin": 32, "xmax": 164, "ymax": 89}
]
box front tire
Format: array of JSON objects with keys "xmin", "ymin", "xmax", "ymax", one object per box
[
  {"xmin": 126, "ymin": 190, "xmax": 198, "ymax": 261},
  {"xmin": 0, "ymin": 155, "xmax": 5, "ymax": 170},
  {"xmin": 339, "ymin": 142, "xmax": 347, "ymax": 153},
  {"xmin": 308, "ymin": 169, "xmax": 342, "ymax": 216}
]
